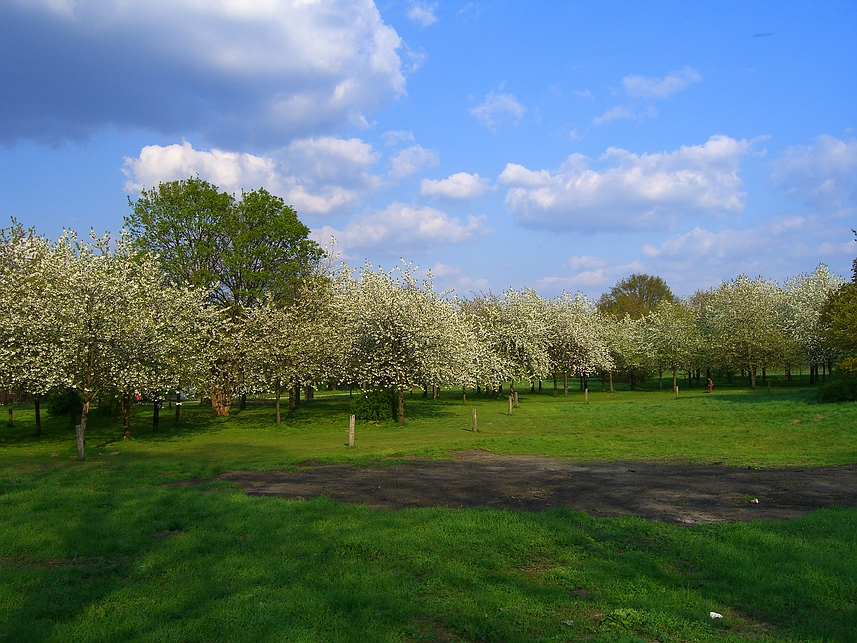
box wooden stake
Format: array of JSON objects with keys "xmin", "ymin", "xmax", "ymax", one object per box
[
  {"xmin": 471, "ymin": 407, "xmax": 478, "ymax": 432},
  {"xmin": 675, "ymin": 385, "xmax": 679, "ymax": 399},
  {"xmin": 508, "ymin": 395, "xmax": 513, "ymax": 415},
  {"xmin": 348, "ymin": 414, "xmax": 355, "ymax": 447},
  {"xmin": 584, "ymin": 388, "xmax": 589, "ymax": 404},
  {"xmin": 513, "ymin": 392, "xmax": 519, "ymax": 407},
  {"xmin": 75, "ymin": 424, "xmax": 85, "ymax": 460}
]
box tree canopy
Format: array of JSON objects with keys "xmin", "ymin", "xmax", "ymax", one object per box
[
  {"xmin": 125, "ymin": 178, "xmax": 323, "ymax": 310},
  {"xmin": 597, "ymin": 273, "xmax": 676, "ymax": 320}
]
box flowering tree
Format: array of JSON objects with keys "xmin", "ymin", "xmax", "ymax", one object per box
[
  {"xmin": 334, "ymin": 262, "xmax": 469, "ymax": 424},
  {"xmin": 545, "ymin": 293, "xmax": 612, "ymax": 394},
  {"xmin": 706, "ymin": 275, "xmax": 788, "ymax": 388},
  {"xmin": 2, "ymin": 229, "xmax": 212, "ymax": 446},
  {"xmin": 783, "ymin": 264, "xmax": 845, "ymax": 381},
  {"xmin": 643, "ymin": 300, "xmax": 702, "ymax": 391}
]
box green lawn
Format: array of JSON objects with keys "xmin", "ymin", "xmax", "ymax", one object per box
[{"xmin": 1, "ymin": 384, "xmax": 856, "ymax": 641}]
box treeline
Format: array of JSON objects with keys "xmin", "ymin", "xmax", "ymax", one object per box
[{"xmin": 1, "ymin": 180, "xmax": 855, "ymax": 445}]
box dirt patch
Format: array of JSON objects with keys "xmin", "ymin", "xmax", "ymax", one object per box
[{"xmin": 218, "ymin": 451, "xmax": 857, "ymax": 524}]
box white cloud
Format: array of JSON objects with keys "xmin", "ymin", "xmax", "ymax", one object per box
[
  {"xmin": 535, "ymin": 261, "xmax": 644, "ymax": 294},
  {"xmin": 499, "ymin": 135, "xmax": 751, "ymax": 231},
  {"xmin": 593, "ymin": 105, "xmax": 657, "ymax": 126},
  {"xmin": 388, "ymin": 145, "xmax": 440, "ymax": 179},
  {"xmin": 123, "ymin": 142, "xmax": 278, "ymax": 194},
  {"xmin": 769, "ymin": 135, "xmax": 857, "ymax": 211},
  {"xmin": 382, "ymin": 130, "xmax": 416, "ymax": 146},
  {"xmin": 313, "ymin": 202, "xmax": 490, "ymax": 255},
  {"xmin": 123, "ymin": 136, "xmax": 384, "ymax": 215},
  {"xmin": 420, "ymin": 172, "xmax": 490, "ymax": 200},
  {"xmin": 471, "ymin": 89, "xmax": 526, "ymax": 130},
  {"xmin": 639, "ymin": 217, "xmax": 854, "ymax": 292},
  {"xmin": 1, "ymin": 0, "xmax": 405, "ymax": 146},
  {"xmin": 565, "ymin": 255, "xmax": 606, "ymax": 271},
  {"xmin": 429, "ymin": 262, "xmax": 460, "ymax": 278},
  {"xmin": 407, "ymin": 1, "xmax": 438, "ymax": 26},
  {"xmin": 622, "ymin": 67, "xmax": 702, "ymax": 99}
]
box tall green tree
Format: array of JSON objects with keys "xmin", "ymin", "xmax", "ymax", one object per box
[
  {"xmin": 597, "ymin": 273, "xmax": 676, "ymax": 320},
  {"xmin": 126, "ymin": 178, "xmax": 322, "ymax": 309}
]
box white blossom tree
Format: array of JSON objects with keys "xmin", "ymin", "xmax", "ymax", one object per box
[
  {"xmin": 545, "ymin": 293, "xmax": 612, "ymax": 394},
  {"xmin": 334, "ymin": 262, "xmax": 470, "ymax": 424},
  {"xmin": 643, "ymin": 300, "xmax": 702, "ymax": 391},
  {"xmin": 783, "ymin": 264, "xmax": 845, "ymax": 382}
]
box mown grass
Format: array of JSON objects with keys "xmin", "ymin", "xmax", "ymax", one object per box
[{"xmin": 1, "ymin": 382, "xmax": 856, "ymax": 641}]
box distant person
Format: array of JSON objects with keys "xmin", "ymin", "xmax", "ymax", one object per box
[{"xmin": 707, "ymin": 377, "xmax": 713, "ymax": 394}]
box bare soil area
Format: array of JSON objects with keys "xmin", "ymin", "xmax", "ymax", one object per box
[{"xmin": 219, "ymin": 451, "xmax": 857, "ymax": 524}]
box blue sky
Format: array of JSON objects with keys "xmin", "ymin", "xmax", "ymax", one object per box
[{"xmin": 1, "ymin": 0, "xmax": 855, "ymax": 298}]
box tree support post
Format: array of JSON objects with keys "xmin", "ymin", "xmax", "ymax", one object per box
[
  {"xmin": 348, "ymin": 414, "xmax": 355, "ymax": 447},
  {"xmin": 471, "ymin": 407, "xmax": 478, "ymax": 432},
  {"xmin": 585, "ymin": 388, "xmax": 589, "ymax": 405},
  {"xmin": 508, "ymin": 395, "xmax": 513, "ymax": 415},
  {"xmin": 75, "ymin": 424, "xmax": 85, "ymax": 460}
]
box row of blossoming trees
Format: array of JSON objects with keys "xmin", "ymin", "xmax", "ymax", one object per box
[
  {"xmin": 1, "ymin": 179, "xmax": 854, "ymax": 441},
  {"xmin": 1, "ymin": 220, "xmax": 851, "ymax": 437}
]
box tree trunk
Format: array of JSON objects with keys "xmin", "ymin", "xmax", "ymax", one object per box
[
  {"xmin": 288, "ymin": 383, "xmax": 297, "ymax": 417},
  {"xmin": 34, "ymin": 395, "xmax": 41, "ymax": 436},
  {"xmin": 750, "ymin": 366, "xmax": 757, "ymax": 389},
  {"xmin": 498, "ymin": 383, "xmax": 503, "ymax": 396},
  {"xmin": 530, "ymin": 380, "xmax": 535, "ymax": 393},
  {"xmin": 761, "ymin": 367, "xmax": 766, "ymax": 383},
  {"xmin": 538, "ymin": 380, "xmax": 542, "ymax": 394},
  {"xmin": 239, "ymin": 393, "xmax": 247, "ymax": 410},
  {"xmin": 672, "ymin": 369, "xmax": 677, "ymax": 393},
  {"xmin": 174, "ymin": 400, "xmax": 180, "ymax": 425},
  {"xmin": 609, "ymin": 371, "xmax": 614, "ymax": 392},
  {"xmin": 122, "ymin": 393, "xmax": 131, "ymax": 440},
  {"xmin": 275, "ymin": 379, "xmax": 281, "ymax": 425},
  {"xmin": 79, "ymin": 398, "xmax": 91, "ymax": 441},
  {"xmin": 304, "ymin": 385, "xmax": 314, "ymax": 403},
  {"xmin": 397, "ymin": 387, "xmax": 405, "ymax": 425},
  {"xmin": 152, "ymin": 398, "xmax": 160, "ymax": 431},
  {"xmin": 462, "ymin": 387, "xmax": 466, "ymax": 403},
  {"xmin": 553, "ymin": 374, "xmax": 557, "ymax": 394},
  {"xmin": 563, "ymin": 372, "xmax": 568, "ymax": 396}
]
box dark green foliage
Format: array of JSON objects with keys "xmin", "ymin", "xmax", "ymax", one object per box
[
  {"xmin": 125, "ymin": 177, "xmax": 323, "ymax": 309},
  {"xmin": 46, "ymin": 387, "xmax": 82, "ymax": 417},
  {"xmin": 96, "ymin": 392, "xmax": 123, "ymax": 417},
  {"xmin": 598, "ymin": 273, "xmax": 676, "ymax": 320},
  {"xmin": 350, "ymin": 387, "xmax": 396, "ymax": 422},
  {"xmin": 817, "ymin": 376, "xmax": 857, "ymax": 402}
]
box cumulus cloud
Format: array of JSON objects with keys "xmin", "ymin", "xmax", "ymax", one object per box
[
  {"xmin": 407, "ymin": 1, "xmax": 438, "ymax": 26},
  {"xmin": 499, "ymin": 135, "xmax": 751, "ymax": 231},
  {"xmin": 769, "ymin": 135, "xmax": 857, "ymax": 211},
  {"xmin": 382, "ymin": 130, "xmax": 416, "ymax": 146},
  {"xmin": 535, "ymin": 260, "xmax": 644, "ymax": 294},
  {"xmin": 123, "ymin": 136, "xmax": 384, "ymax": 215},
  {"xmin": 622, "ymin": 67, "xmax": 702, "ymax": 99},
  {"xmin": 471, "ymin": 89, "xmax": 526, "ymax": 130},
  {"xmin": 0, "ymin": 0, "xmax": 405, "ymax": 146},
  {"xmin": 639, "ymin": 217, "xmax": 854, "ymax": 292},
  {"xmin": 388, "ymin": 145, "xmax": 440, "ymax": 179},
  {"xmin": 313, "ymin": 202, "xmax": 490, "ymax": 254},
  {"xmin": 420, "ymin": 172, "xmax": 490, "ymax": 200}
]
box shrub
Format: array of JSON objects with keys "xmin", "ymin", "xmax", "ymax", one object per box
[
  {"xmin": 47, "ymin": 387, "xmax": 82, "ymax": 416},
  {"xmin": 817, "ymin": 377, "xmax": 857, "ymax": 403},
  {"xmin": 350, "ymin": 388, "xmax": 396, "ymax": 422}
]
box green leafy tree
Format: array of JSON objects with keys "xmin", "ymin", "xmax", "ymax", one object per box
[
  {"xmin": 126, "ymin": 178, "xmax": 322, "ymax": 309},
  {"xmin": 598, "ymin": 273, "xmax": 676, "ymax": 320}
]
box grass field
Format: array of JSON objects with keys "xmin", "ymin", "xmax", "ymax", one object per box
[{"xmin": 1, "ymin": 382, "xmax": 856, "ymax": 641}]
